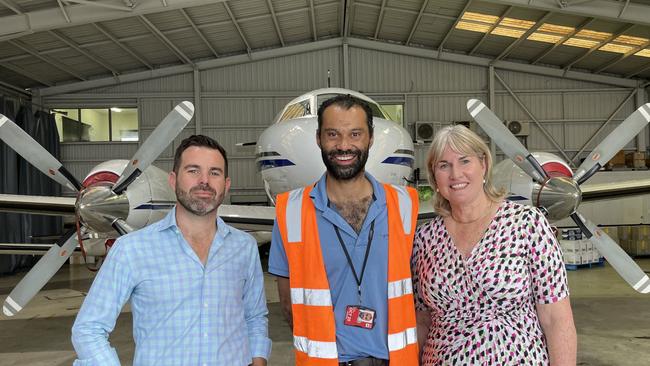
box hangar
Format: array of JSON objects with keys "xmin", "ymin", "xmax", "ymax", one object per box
[{"xmin": 1, "ymin": 0, "xmax": 650, "ymax": 365}]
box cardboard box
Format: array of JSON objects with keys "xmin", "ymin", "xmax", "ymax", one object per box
[
  {"xmin": 626, "ymin": 152, "xmax": 646, "ymax": 168},
  {"xmin": 608, "ymin": 150, "xmax": 626, "ymax": 167}
]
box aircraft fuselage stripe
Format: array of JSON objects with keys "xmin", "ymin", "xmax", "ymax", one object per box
[
  {"xmin": 381, "ymin": 156, "xmax": 414, "ymax": 167},
  {"xmin": 257, "ymin": 159, "xmax": 296, "ymax": 171}
]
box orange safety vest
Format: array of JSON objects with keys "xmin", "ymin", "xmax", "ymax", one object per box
[{"xmin": 276, "ymin": 183, "xmax": 420, "ymax": 366}]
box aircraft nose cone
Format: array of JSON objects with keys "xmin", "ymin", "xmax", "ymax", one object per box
[
  {"xmin": 76, "ymin": 185, "xmax": 130, "ymax": 234},
  {"xmin": 532, "ymin": 176, "xmax": 582, "ymax": 222}
]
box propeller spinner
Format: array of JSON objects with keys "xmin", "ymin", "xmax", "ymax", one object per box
[
  {"xmin": 1, "ymin": 101, "xmax": 194, "ymax": 316},
  {"xmin": 468, "ymin": 99, "xmax": 650, "ymax": 294}
]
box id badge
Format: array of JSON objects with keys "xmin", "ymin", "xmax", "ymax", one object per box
[{"xmin": 344, "ymin": 305, "xmax": 376, "ymax": 329}]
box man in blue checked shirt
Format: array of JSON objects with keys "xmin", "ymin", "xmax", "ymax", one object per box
[{"xmin": 71, "ymin": 135, "xmax": 271, "ymax": 366}]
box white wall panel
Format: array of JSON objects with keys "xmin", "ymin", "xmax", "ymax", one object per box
[
  {"xmin": 200, "ymin": 47, "xmax": 341, "ymax": 91},
  {"xmin": 349, "ymin": 47, "xmax": 487, "ymax": 93}
]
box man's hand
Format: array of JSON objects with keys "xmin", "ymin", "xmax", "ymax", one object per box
[{"xmin": 250, "ymin": 357, "xmax": 267, "ymax": 366}]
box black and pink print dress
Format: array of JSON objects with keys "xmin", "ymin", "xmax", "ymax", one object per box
[{"xmin": 412, "ymin": 200, "xmax": 569, "ymax": 365}]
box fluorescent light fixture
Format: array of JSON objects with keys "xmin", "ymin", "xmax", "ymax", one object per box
[{"xmin": 110, "ymin": 107, "xmax": 122, "ymax": 113}]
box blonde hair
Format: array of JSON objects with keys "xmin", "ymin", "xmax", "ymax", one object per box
[{"xmin": 425, "ymin": 125, "xmax": 505, "ymax": 216}]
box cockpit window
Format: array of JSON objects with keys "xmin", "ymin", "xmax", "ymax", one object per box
[
  {"xmin": 278, "ymin": 99, "xmax": 311, "ymax": 122},
  {"xmin": 316, "ymin": 94, "xmax": 388, "ymax": 119}
]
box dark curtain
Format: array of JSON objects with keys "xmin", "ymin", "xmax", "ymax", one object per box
[{"xmin": 0, "ymin": 100, "xmax": 63, "ymax": 275}]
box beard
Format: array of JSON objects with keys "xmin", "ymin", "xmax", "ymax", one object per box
[
  {"xmin": 176, "ymin": 183, "xmax": 220, "ymax": 216},
  {"xmin": 321, "ymin": 145, "xmax": 370, "ymax": 180}
]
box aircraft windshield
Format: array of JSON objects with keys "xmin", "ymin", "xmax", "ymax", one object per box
[
  {"xmin": 278, "ymin": 99, "xmax": 311, "ymax": 122},
  {"xmin": 316, "ymin": 94, "xmax": 388, "ymax": 120}
]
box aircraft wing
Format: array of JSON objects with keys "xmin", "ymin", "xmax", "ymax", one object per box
[
  {"xmin": 218, "ymin": 204, "xmax": 276, "ymax": 231},
  {"xmin": 581, "ymin": 178, "xmax": 650, "ymax": 201},
  {"xmin": 0, "ymin": 194, "xmax": 76, "ymax": 216}
]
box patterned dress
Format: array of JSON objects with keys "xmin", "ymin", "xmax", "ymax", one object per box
[{"xmin": 412, "ymin": 200, "xmax": 569, "ymax": 365}]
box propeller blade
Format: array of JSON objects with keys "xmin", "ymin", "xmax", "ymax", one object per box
[
  {"xmin": 112, "ymin": 101, "xmax": 194, "ymax": 194},
  {"xmin": 466, "ymin": 99, "xmax": 548, "ymax": 184},
  {"xmin": 574, "ymin": 103, "xmax": 650, "ymax": 185},
  {"xmin": 0, "ymin": 114, "xmax": 81, "ymax": 191},
  {"xmin": 2, "ymin": 229, "xmax": 78, "ymax": 316},
  {"xmin": 571, "ymin": 212, "xmax": 650, "ymax": 294},
  {"xmin": 111, "ymin": 218, "xmax": 134, "ymax": 236}
]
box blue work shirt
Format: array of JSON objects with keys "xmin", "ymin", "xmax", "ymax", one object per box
[
  {"xmin": 269, "ymin": 173, "xmax": 390, "ymax": 362},
  {"xmin": 71, "ymin": 207, "xmax": 271, "ymax": 366}
]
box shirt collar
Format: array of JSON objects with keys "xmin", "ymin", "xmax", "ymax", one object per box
[
  {"xmin": 310, "ymin": 171, "xmax": 386, "ymax": 211},
  {"xmin": 156, "ymin": 206, "xmax": 232, "ymax": 239}
]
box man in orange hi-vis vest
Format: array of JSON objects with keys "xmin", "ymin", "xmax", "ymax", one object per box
[{"xmin": 268, "ymin": 94, "xmax": 419, "ymax": 366}]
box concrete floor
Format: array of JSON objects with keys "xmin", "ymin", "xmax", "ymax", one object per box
[{"xmin": 1, "ymin": 258, "xmax": 650, "ymax": 366}]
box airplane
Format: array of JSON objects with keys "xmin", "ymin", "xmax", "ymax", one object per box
[
  {"xmin": 0, "ymin": 88, "xmax": 418, "ymax": 317},
  {"xmin": 468, "ymin": 99, "xmax": 650, "ymax": 294},
  {"xmin": 2, "ymin": 87, "xmax": 649, "ymax": 317}
]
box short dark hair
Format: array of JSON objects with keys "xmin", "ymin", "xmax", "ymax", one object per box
[
  {"xmin": 317, "ymin": 94, "xmax": 374, "ymax": 135},
  {"xmin": 173, "ymin": 134, "xmax": 228, "ymax": 177}
]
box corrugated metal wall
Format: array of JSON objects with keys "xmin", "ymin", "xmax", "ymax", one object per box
[{"xmin": 45, "ymin": 45, "xmax": 645, "ymax": 199}]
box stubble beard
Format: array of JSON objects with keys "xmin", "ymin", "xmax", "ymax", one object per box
[
  {"xmin": 176, "ymin": 183, "xmax": 220, "ymax": 216},
  {"xmin": 321, "ymin": 146, "xmax": 370, "ymax": 181}
]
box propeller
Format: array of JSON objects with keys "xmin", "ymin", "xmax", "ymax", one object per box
[
  {"xmin": 112, "ymin": 101, "xmax": 194, "ymax": 194},
  {"xmin": 2, "ymin": 229, "xmax": 78, "ymax": 316},
  {"xmin": 574, "ymin": 103, "xmax": 650, "ymax": 185},
  {"xmin": 467, "ymin": 98, "xmax": 650, "ymax": 294},
  {"xmin": 466, "ymin": 99, "xmax": 548, "ymax": 184},
  {"xmin": 0, "ymin": 114, "xmax": 81, "ymax": 192},
  {"xmin": 571, "ymin": 212, "xmax": 650, "ymax": 293},
  {"xmin": 2, "ymin": 101, "xmax": 194, "ymax": 316}
]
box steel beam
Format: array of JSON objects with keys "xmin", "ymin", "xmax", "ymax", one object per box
[
  {"xmin": 139, "ymin": 15, "xmax": 194, "ymax": 65},
  {"xmin": 373, "ymin": 0, "xmax": 388, "ymax": 39},
  {"xmin": 56, "ymin": 0, "xmax": 71, "ymax": 23},
  {"xmin": 564, "ymin": 23, "xmax": 635, "ymax": 71},
  {"xmin": 595, "ymin": 39, "xmax": 650, "ymax": 73},
  {"xmin": 495, "ymin": 71, "xmax": 574, "ymax": 165},
  {"xmin": 495, "ymin": 12, "xmax": 553, "ymax": 61},
  {"xmin": 469, "ymin": 6, "xmax": 512, "ymax": 56},
  {"xmin": 0, "ymin": 0, "xmax": 22, "ymax": 14},
  {"xmin": 355, "ymin": 1, "xmax": 455, "ymax": 21},
  {"xmin": 223, "ymin": 2, "xmax": 251, "ymax": 52},
  {"xmin": 0, "ymin": 61, "xmax": 53, "ymax": 87},
  {"xmin": 348, "ymin": 37, "xmax": 638, "ymax": 87},
  {"xmin": 482, "ymin": 0, "xmax": 650, "ymax": 27},
  {"xmin": 531, "ymin": 17, "xmax": 594, "ymax": 64},
  {"xmin": 265, "ymin": 0, "xmax": 285, "ymax": 47},
  {"xmin": 180, "ymin": 8, "xmax": 218, "ymax": 58},
  {"xmin": 48, "ymin": 30, "xmax": 119, "ymax": 75},
  {"xmin": 93, "ymin": 23, "xmax": 153, "ymax": 69},
  {"xmin": 406, "ymin": 0, "xmax": 429, "ymax": 45},
  {"xmin": 0, "ymin": 0, "xmax": 228, "ymax": 40},
  {"xmin": 8, "ymin": 39, "xmax": 86, "ymax": 80},
  {"xmin": 38, "ymin": 38, "xmax": 343, "ymax": 96},
  {"xmin": 309, "ymin": 0, "xmax": 317, "ymax": 41},
  {"xmin": 439, "ymin": 0, "xmax": 473, "ymax": 52}
]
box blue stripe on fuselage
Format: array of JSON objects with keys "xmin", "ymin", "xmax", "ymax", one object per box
[
  {"xmin": 381, "ymin": 156, "xmax": 414, "ymax": 168},
  {"xmin": 257, "ymin": 159, "xmax": 296, "ymax": 171}
]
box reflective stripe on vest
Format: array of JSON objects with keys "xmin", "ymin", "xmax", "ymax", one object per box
[
  {"xmin": 291, "ymin": 288, "xmax": 333, "ymax": 306},
  {"xmin": 387, "ymin": 278, "xmax": 413, "ymax": 299},
  {"xmin": 391, "ymin": 184, "xmax": 413, "ymax": 235},
  {"xmin": 294, "ymin": 336, "xmax": 338, "ymax": 359},
  {"xmin": 286, "ymin": 188, "xmax": 305, "ymax": 243},
  {"xmin": 387, "ymin": 327, "xmax": 417, "ymax": 352}
]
